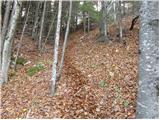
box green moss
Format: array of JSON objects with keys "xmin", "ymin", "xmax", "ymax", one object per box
[
  {"xmin": 91, "ymin": 64, "xmax": 97, "ymax": 68},
  {"xmin": 123, "ymin": 100, "xmax": 129, "ymax": 108},
  {"xmin": 16, "ymin": 57, "xmax": 27, "ymax": 65},
  {"xmin": 27, "ymin": 62, "xmax": 45, "ymax": 76},
  {"xmin": 99, "ymin": 80, "xmax": 107, "ymax": 88},
  {"xmin": 11, "ymin": 57, "xmax": 27, "ymax": 65}
]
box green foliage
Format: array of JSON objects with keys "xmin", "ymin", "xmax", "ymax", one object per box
[
  {"xmin": 11, "ymin": 57, "xmax": 27, "ymax": 65},
  {"xmin": 80, "ymin": 1, "xmax": 100, "ymax": 22},
  {"xmin": 123, "ymin": 100, "xmax": 129, "ymax": 108},
  {"xmin": 27, "ymin": 62, "xmax": 45, "ymax": 76},
  {"xmin": 47, "ymin": 59, "xmax": 53, "ymax": 65},
  {"xmin": 99, "ymin": 80, "xmax": 107, "ymax": 88},
  {"xmin": 16, "ymin": 57, "xmax": 27, "ymax": 65},
  {"xmin": 114, "ymin": 84, "xmax": 121, "ymax": 93},
  {"xmin": 91, "ymin": 64, "xmax": 97, "ymax": 68}
]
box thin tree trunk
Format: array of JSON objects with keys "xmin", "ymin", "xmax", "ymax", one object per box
[
  {"xmin": 75, "ymin": 15, "xmax": 78, "ymax": 29},
  {"xmin": 13, "ymin": 1, "xmax": 31, "ymax": 70},
  {"xmin": 0, "ymin": 0, "xmax": 2, "ymax": 71},
  {"xmin": 38, "ymin": 0, "xmax": 46, "ymax": 51},
  {"xmin": 136, "ymin": 1, "xmax": 159, "ymax": 118},
  {"xmin": 103, "ymin": 1, "xmax": 107, "ymax": 37},
  {"xmin": 123, "ymin": 1, "xmax": 125, "ymax": 16},
  {"xmin": 83, "ymin": 12, "xmax": 86, "ymax": 35},
  {"xmin": 99, "ymin": 1, "xmax": 108, "ymax": 42},
  {"xmin": 32, "ymin": 1, "xmax": 40, "ymax": 40},
  {"xmin": 51, "ymin": 0, "xmax": 62, "ymax": 95},
  {"xmin": 113, "ymin": 0, "xmax": 117, "ymax": 25},
  {"xmin": 58, "ymin": 0, "xmax": 72, "ymax": 79},
  {"xmin": 87, "ymin": 13, "xmax": 90, "ymax": 32},
  {"xmin": 118, "ymin": 1, "xmax": 122, "ymax": 39},
  {"xmin": 1, "ymin": 0, "xmax": 21, "ymax": 85},
  {"xmin": 0, "ymin": 1, "xmax": 11, "ymax": 68},
  {"xmin": 42, "ymin": 12, "xmax": 57, "ymax": 51}
]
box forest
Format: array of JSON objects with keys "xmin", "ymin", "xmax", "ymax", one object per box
[{"xmin": 0, "ymin": 0, "xmax": 159, "ymax": 119}]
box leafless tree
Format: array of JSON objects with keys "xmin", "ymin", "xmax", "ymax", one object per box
[
  {"xmin": 1, "ymin": 0, "xmax": 21, "ymax": 85},
  {"xmin": 14, "ymin": 1, "xmax": 31, "ymax": 70},
  {"xmin": 38, "ymin": 0, "xmax": 46, "ymax": 51},
  {"xmin": 0, "ymin": 1, "xmax": 11, "ymax": 68},
  {"xmin": 58, "ymin": 0, "xmax": 72, "ymax": 79},
  {"xmin": 51, "ymin": 0, "xmax": 62, "ymax": 95}
]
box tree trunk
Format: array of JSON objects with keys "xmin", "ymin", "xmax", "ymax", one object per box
[
  {"xmin": 1, "ymin": 0, "xmax": 21, "ymax": 85},
  {"xmin": 58, "ymin": 0, "xmax": 72, "ymax": 80},
  {"xmin": 83, "ymin": 11, "xmax": 86, "ymax": 35},
  {"xmin": 51, "ymin": 0, "xmax": 62, "ymax": 95},
  {"xmin": 136, "ymin": 1, "xmax": 159, "ymax": 118},
  {"xmin": 32, "ymin": 1, "xmax": 40, "ymax": 40},
  {"xmin": 87, "ymin": 13, "xmax": 90, "ymax": 32},
  {"xmin": 113, "ymin": 0, "xmax": 117, "ymax": 25},
  {"xmin": 0, "ymin": 1, "xmax": 11, "ymax": 68},
  {"xmin": 99, "ymin": 1, "xmax": 108, "ymax": 42},
  {"xmin": 0, "ymin": 0, "xmax": 2, "ymax": 71},
  {"xmin": 44, "ymin": 1, "xmax": 52, "ymax": 36},
  {"xmin": 118, "ymin": 1, "xmax": 122, "ymax": 39},
  {"xmin": 123, "ymin": 1, "xmax": 125, "ymax": 16},
  {"xmin": 14, "ymin": 1, "xmax": 31, "ymax": 70},
  {"xmin": 38, "ymin": 0, "xmax": 46, "ymax": 52},
  {"xmin": 42, "ymin": 11, "xmax": 57, "ymax": 51}
]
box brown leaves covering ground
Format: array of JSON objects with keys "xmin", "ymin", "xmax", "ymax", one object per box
[{"xmin": 1, "ymin": 18, "xmax": 139, "ymax": 119}]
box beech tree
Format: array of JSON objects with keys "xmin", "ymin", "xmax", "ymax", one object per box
[
  {"xmin": 58, "ymin": 0, "xmax": 72, "ymax": 79},
  {"xmin": 0, "ymin": 1, "xmax": 11, "ymax": 69},
  {"xmin": 51, "ymin": 0, "xmax": 62, "ymax": 95},
  {"xmin": 113, "ymin": 0, "xmax": 117, "ymax": 25},
  {"xmin": 1, "ymin": 0, "xmax": 21, "ymax": 85},
  {"xmin": 42, "ymin": 11, "xmax": 57, "ymax": 51},
  {"xmin": 32, "ymin": 1, "xmax": 40, "ymax": 40},
  {"xmin": 0, "ymin": 1, "xmax": 2, "ymax": 69},
  {"xmin": 117, "ymin": 1, "xmax": 123, "ymax": 39},
  {"xmin": 99, "ymin": 1, "xmax": 108, "ymax": 42},
  {"xmin": 14, "ymin": 1, "xmax": 31, "ymax": 70},
  {"xmin": 136, "ymin": 1, "xmax": 159, "ymax": 118},
  {"xmin": 38, "ymin": 0, "xmax": 46, "ymax": 51}
]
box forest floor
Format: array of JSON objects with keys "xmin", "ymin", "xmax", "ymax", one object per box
[{"xmin": 1, "ymin": 18, "xmax": 139, "ymax": 119}]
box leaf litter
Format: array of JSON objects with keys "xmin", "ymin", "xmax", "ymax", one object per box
[{"xmin": 1, "ymin": 17, "xmax": 139, "ymax": 119}]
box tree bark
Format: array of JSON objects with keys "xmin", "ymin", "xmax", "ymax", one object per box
[
  {"xmin": 118, "ymin": 1, "xmax": 122, "ymax": 39},
  {"xmin": 38, "ymin": 0, "xmax": 46, "ymax": 51},
  {"xmin": 32, "ymin": 1, "xmax": 40, "ymax": 40},
  {"xmin": 0, "ymin": 0, "xmax": 2, "ymax": 71},
  {"xmin": 0, "ymin": 1, "xmax": 11, "ymax": 68},
  {"xmin": 99, "ymin": 1, "xmax": 108, "ymax": 42},
  {"xmin": 87, "ymin": 13, "xmax": 90, "ymax": 32},
  {"xmin": 1, "ymin": 0, "xmax": 21, "ymax": 85},
  {"xmin": 14, "ymin": 1, "xmax": 31, "ymax": 70},
  {"xmin": 113, "ymin": 0, "xmax": 117, "ymax": 25},
  {"xmin": 83, "ymin": 11, "xmax": 86, "ymax": 35},
  {"xmin": 58, "ymin": 0, "xmax": 72, "ymax": 80},
  {"xmin": 51, "ymin": 0, "xmax": 62, "ymax": 95},
  {"xmin": 122, "ymin": 1, "xmax": 125, "ymax": 16},
  {"xmin": 42, "ymin": 11, "xmax": 57, "ymax": 51},
  {"xmin": 136, "ymin": 1, "xmax": 159, "ymax": 118}
]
